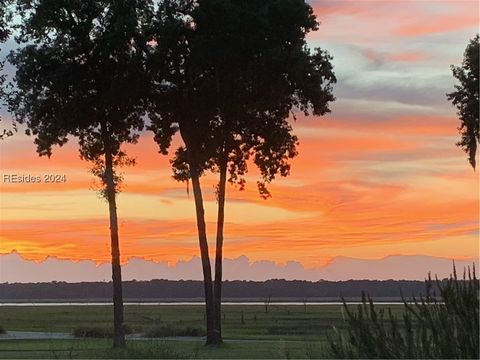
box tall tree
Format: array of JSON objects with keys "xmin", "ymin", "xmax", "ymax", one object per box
[
  {"xmin": 9, "ymin": 0, "xmax": 151, "ymax": 347},
  {"xmin": 447, "ymin": 34, "xmax": 479, "ymax": 169},
  {"xmin": 148, "ymin": 0, "xmax": 335, "ymax": 344},
  {"xmin": 200, "ymin": 0, "xmax": 336, "ymax": 343},
  {"xmin": 147, "ymin": 0, "xmax": 224, "ymax": 344}
]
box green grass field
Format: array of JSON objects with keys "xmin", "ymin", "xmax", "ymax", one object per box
[{"xmin": 0, "ymin": 304, "xmax": 405, "ymax": 358}]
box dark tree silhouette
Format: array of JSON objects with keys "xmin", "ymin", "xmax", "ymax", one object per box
[
  {"xmin": 447, "ymin": 34, "xmax": 479, "ymax": 169},
  {"xmin": 9, "ymin": 0, "xmax": 151, "ymax": 347},
  {"xmin": 0, "ymin": 1, "xmax": 7, "ymax": 42},
  {"xmin": 0, "ymin": 0, "xmax": 14, "ymax": 140},
  {"xmin": 147, "ymin": 0, "xmax": 221, "ymax": 344},
  {"xmin": 204, "ymin": 0, "xmax": 336, "ymax": 343},
  {"xmin": 147, "ymin": 0, "xmax": 335, "ymax": 344}
]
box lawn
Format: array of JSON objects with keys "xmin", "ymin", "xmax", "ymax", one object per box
[
  {"xmin": 0, "ymin": 339, "xmax": 333, "ymax": 359},
  {"xmin": 0, "ymin": 304, "xmax": 405, "ymax": 358}
]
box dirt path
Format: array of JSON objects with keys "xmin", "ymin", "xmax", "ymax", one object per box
[
  {"xmin": 0, "ymin": 331, "xmax": 206, "ymax": 342},
  {"xmin": 0, "ymin": 331, "xmax": 75, "ymax": 340},
  {"xmin": 0, "ymin": 331, "xmax": 292, "ymax": 343}
]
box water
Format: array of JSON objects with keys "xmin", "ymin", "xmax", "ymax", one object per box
[{"xmin": 0, "ymin": 301, "xmax": 405, "ymax": 306}]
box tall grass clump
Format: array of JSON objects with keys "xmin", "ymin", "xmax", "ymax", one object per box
[
  {"xmin": 329, "ymin": 264, "xmax": 479, "ymax": 359},
  {"xmin": 73, "ymin": 325, "xmax": 132, "ymax": 339}
]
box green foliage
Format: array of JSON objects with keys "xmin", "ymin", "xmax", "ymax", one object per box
[
  {"xmin": 329, "ymin": 265, "xmax": 479, "ymax": 359},
  {"xmin": 447, "ymin": 34, "xmax": 479, "ymax": 169},
  {"xmin": 145, "ymin": 323, "xmax": 206, "ymax": 338}
]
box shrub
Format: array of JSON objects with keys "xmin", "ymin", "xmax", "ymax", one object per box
[
  {"xmin": 73, "ymin": 325, "xmax": 132, "ymax": 338},
  {"xmin": 145, "ymin": 324, "xmax": 206, "ymax": 338},
  {"xmin": 0, "ymin": 325, "xmax": 5, "ymax": 334},
  {"xmin": 329, "ymin": 264, "xmax": 479, "ymax": 359}
]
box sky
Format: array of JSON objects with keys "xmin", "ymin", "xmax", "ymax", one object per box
[
  {"xmin": 0, "ymin": 0, "xmax": 479, "ymax": 281},
  {"xmin": 2, "ymin": 253, "xmax": 478, "ymax": 282}
]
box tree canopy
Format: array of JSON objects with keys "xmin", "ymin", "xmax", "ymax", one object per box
[
  {"xmin": 10, "ymin": 0, "xmax": 150, "ymax": 163},
  {"xmin": 447, "ymin": 34, "xmax": 479, "ymax": 169},
  {"xmin": 149, "ymin": 0, "xmax": 336, "ymax": 196}
]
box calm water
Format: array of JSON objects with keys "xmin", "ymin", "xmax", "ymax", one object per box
[{"xmin": 0, "ymin": 301, "xmax": 405, "ymax": 306}]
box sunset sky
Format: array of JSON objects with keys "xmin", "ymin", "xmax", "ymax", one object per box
[{"xmin": 0, "ymin": 0, "xmax": 478, "ymax": 276}]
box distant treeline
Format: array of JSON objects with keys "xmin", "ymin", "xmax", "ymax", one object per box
[{"xmin": 0, "ymin": 279, "xmax": 438, "ymax": 302}]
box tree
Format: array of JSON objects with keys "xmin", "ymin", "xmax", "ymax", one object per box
[
  {"xmin": 202, "ymin": 0, "xmax": 336, "ymax": 343},
  {"xmin": 148, "ymin": 0, "xmax": 335, "ymax": 344},
  {"xmin": 447, "ymin": 34, "xmax": 479, "ymax": 169},
  {"xmin": 147, "ymin": 0, "xmax": 220, "ymax": 344},
  {"xmin": 9, "ymin": 0, "xmax": 151, "ymax": 347},
  {"xmin": 0, "ymin": 0, "xmax": 15, "ymax": 140},
  {"xmin": 0, "ymin": 1, "xmax": 7, "ymax": 42}
]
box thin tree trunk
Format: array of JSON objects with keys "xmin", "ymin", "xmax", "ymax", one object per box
[
  {"xmin": 104, "ymin": 138, "xmax": 126, "ymax": 348},
  {"xmin": 213, "ymin": 153, "xmax": 227, "ymax": 343},
  {"xmin": 190, "ymin": 169, "xmax": 219, "ymax": 345}
]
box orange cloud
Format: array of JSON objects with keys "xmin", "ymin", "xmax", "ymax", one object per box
[
  {"xmin": 1, "ymin": 163, "xmax": 476, "ymax": 268},
  {"xmin": 1, "ymin": 109, "xmax": 477, "ymax": 269}
]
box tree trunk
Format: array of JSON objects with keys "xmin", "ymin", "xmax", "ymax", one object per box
[
  {"xmin": 104, "ymin": 146, "xmax": 126, "ymax": 348},
  {"xmin": 190, "ymin": 170, "xmax": 219, "ymax": 345},
  {"xmin": 213, "ymin": 153, "xmax": 227, "ymax": 343}
]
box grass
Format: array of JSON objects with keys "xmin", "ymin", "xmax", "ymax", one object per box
[
  {"xmin": 72, "ymin": 325, "xmax": 133, "ymax": 338},
  {"xmin": 0, "ymin": 339, "xmax": 185, "ymax": 359},
  {"xmin": 145, "ymin": 324, "xmax": 206, "ymax": 338},
  {"xmin": 0, "ymin": 339, "xmax": 331, "ymax": 359},
  {"xmin": 0, "ymin": 304, "xmax": 405, "ymax": 358},
  {"xmin": 0, "ymin": 304, "xmax": 406, "ymax": 340}
]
